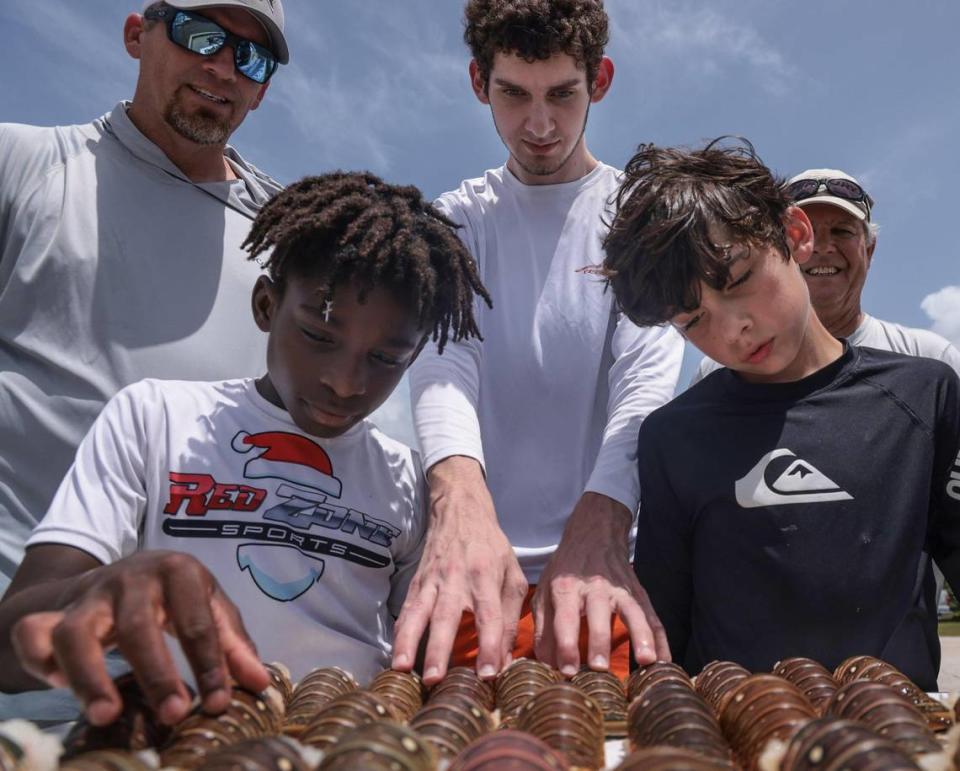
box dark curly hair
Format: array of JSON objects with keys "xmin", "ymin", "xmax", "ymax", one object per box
[
  {"xmin": 602, "ymin": 138, "xmax": 793, "ymax": 327},
  {"xmin": 243, "ymin": 171, "xmax": 492, "ymax": 354},
  {"xmin": 464, "ymin": 0, "xmax": 609, "ymax": 89}
]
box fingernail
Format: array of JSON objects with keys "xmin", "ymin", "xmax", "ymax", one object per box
[
  {"xmin": 86, "ymin": 698, "xmax": 115, "ymax": 727},
  {"xmin": 561, "ymin": 664, "xmax": 578, "ymax": 677},
  {"xmin": 158, "ymin": 693, "xmax": 188, "ymax": 724},
  {"xmin": 591, "ymin": 655, "xmax": 608, "ymax": 670},
  {"xmin": 424, "ymin": 666, "xmax": 439, "ymax": 681},
  {"xmin": 479, "ymin": 664, "xmax": 496, "ymax": 678},
  {"xmin": 393, "ymin": 653, "xmax": 409, "ymax": 668}
]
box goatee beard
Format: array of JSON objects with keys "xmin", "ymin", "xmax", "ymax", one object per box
[{"xmin": 164, "ymin": 88, "xmax": 232, "ymax": 146}]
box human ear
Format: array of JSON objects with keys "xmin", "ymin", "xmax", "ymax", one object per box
[
  {"xmin": 251, "ymin": 276, "xmax": 278, "ymax": 333},
  {"xmin": 590, "ymin": 57, "xmax": 615, "ymax": 103},
  {"xmin": 783, "ymin": 206, "xmax": 814, "ymax": 266},
  {"xmin": 469, "ymin": 60, "xmax": 490, "ymax": 104},
  {"xmin": 124, "ymin": 13, "xmax": 146, "ymax": 59},
  {"xmin": 249, "ymin": 82, "xmax": 270, "ymax": 112}
]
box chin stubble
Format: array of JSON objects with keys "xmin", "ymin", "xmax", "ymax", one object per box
[{"xmin": 164, "ymin": 88, "xmax": 232, "ymax": 146}]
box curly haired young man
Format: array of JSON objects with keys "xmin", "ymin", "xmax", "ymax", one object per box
[{"xmin": 394, "ymin": 0, "xmax": 684, "ymax": 684}]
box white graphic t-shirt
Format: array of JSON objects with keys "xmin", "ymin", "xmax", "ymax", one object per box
[{"xmin": 28, "ymin": 378, "xmax": 426, "ymax": 685}]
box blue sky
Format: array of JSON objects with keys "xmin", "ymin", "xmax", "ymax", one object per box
[{"xmin": 3, "ymin": 0, "xmax": 958, "ymax": 446}]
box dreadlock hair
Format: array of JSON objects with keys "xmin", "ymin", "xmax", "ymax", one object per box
[
  {"xmin": 464, "ymin": 0, "xmax": 609, "ymax": 90},
  {"xmin": 242, "ymin": 171, "xmax": 491, "ymax": 354},
  {"xmin": 602, "ymin": 137, "xmax": 793, "ymax": 327}
]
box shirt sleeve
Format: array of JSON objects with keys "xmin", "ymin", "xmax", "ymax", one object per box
[
  {"xmin": 408, "ymin": 196, "xmax": 486, "ymax": 474},
  {"xmin": 634, "ymin": 418, "xmax": 694, "ymax": 665},
  {"xmin": 583, "ymin": 320, "xmax": 684, "ymax": 514},
  {"xmin": 938, "ymin": 341, "xmax": 960, "ymax": 379},
  {"xmin": 26, "ymin": 384, "xmax": 149, "ymax": 564},
  {"xmin": 929, "ymin": 368, "xmax": 960, "ymax": 592}
]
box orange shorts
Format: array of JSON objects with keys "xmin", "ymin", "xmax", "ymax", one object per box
[{"xmin": 450, "ymin": 586, "xmax": 631, "ymax": 679}]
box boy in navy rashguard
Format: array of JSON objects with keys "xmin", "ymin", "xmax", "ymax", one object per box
[{"xmin": 602, "ymin": 139, "xmax": 960, "ymax": 690}]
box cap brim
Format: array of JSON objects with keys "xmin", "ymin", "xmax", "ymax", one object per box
[{"xmin": 795, "ymin": 195, "xmax": 867, "ymax": 221}]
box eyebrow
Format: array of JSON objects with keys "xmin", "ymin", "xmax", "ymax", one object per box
[
  {"xmin": 492, "ymin": 78, "xmax": 583, "ymax": 91},
  {"xmin": 300, "ymin": 305, "xmax": 422, "ymax": 349}
]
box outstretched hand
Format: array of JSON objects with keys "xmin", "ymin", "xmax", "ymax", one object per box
[
  {"xmin": 532, "ymin": 492, "xmax": 670, "ymax": 676},
  {"xmin": 11, "ymin": 550, "xmax": 269, "ymax": 727},
  {"xmin": 392, "ymin": 456, "xmax": 528, "ymax": 685}
]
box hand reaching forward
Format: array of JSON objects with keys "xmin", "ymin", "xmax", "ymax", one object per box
[
  {"xmin": 11, "ymin": 550, "xmax": 269, "ymax": 727},
  {"xmin": 532, "ymin": 492, "xmax": 670, "ymax": 676},
  {"xmin": 392, "ymin": 456, "xmax": 528, "ymax": 685}
]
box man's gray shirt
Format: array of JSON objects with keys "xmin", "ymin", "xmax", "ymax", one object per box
[{"xmin": 0, "ymin": 103, "xmax": 279, "ymax": 719}]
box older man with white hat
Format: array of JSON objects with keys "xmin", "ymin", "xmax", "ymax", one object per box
[
  {"xmin": 693, "ymin": 167, "xmax": 960, "ymax": 382},
  {"xmin": 0, "ymin": 0, "xmax": 288, "ymax": 724}
]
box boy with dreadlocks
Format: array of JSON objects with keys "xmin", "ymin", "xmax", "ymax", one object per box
[
  {"xmin": 602, "ymin": 139, "xmax": 960, "ymax": 690},
  {"xmin": 0, "ymin": 172, "xmax": 489, "ymax": 727}
]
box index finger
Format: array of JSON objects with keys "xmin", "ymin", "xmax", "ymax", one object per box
[{"xmin": 392, "ymin": 578, "xmax": 437, "ymax": 672}]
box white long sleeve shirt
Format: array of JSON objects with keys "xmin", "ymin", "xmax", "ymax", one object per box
[{"xmin": 409, "ymin": 163, "xmax": 684, "ymax": 582}]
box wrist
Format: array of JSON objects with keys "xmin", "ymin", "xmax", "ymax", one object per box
[
  {"xmin": 565, "ymin": 492, "xmax": 633, "ymax": 541},
  {"xmin": 426, "ymin": 456, "xmax": 498, "ymax": 527}
]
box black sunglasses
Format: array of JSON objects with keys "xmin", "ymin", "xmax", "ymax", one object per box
[
  {"xmin": 785, "ymin": 178, "xmax": 874, "ymax": 212},
  {"xmin": 144, "ymin": 5, "xmax": 279, "ymax": 84}
]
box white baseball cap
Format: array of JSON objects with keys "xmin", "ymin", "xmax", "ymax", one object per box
[
  {"xmin": 785, "ymin": 168, "xmax": 872, "ymax": 222},
  {"xmin": 152, "ymin": 0, "xmax": 289, "ymax": 63}
]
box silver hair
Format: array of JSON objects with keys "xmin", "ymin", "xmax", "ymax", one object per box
[{"xmin": 864, "ymin": 220, "xmax": 879, "ymax": 246}]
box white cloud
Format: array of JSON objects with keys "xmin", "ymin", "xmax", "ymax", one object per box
[
  {"xmin": 921, "ymin": 286, "xmax": 960, "ymax": 347},
  {"xmin": 607, "ymin": 0, "xmax": 793, "ymax": 96}
]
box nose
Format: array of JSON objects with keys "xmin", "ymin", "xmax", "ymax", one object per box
[
  {"xmin": 201, "ymin": 44, "xmax": 237, "ymax": 81},
  {"xmin": 718, "ymin": 307, "xmax": 752, "ymax": 348},
  {"xmin": 323, "ymin": 357, "xmax": 367, "ymax": 400},
  {"xmin": 812, "ymin": 223, "xmax": 834, "ymax": 254},
  {"xmin": 525, "ymin": 100, "xmax": 554, "ymax": 139}
]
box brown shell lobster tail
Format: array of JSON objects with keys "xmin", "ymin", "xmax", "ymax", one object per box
[
  {"xmin": 368, "ymin": 669, "xmax": 426, "ymax": 722},
  {"xmin": 263, "ymin": 662, "xmax": 295, "ymax": 706},
  {"xmin": 613, "ymin": 746, "xmax": 736, "ymax": 770},
  {"xmin": 718, "ymin": 673, "xmax": 817, "ymax": 769},
  {"xmin": 316, "ymin": 720, "xmax": 437, "ymax": 771},
  {"xmin": 834, "ymin": 655, "xmax": 954, "ymax": 733},
  {"xmin": 626, "ymin": 679, "xmax": 731, "ymax": 763},
  {"xmin": 446, "ymin": 729, "xmax": 571, "ymax": 770},
  {"xmin": 626, "ymin": 661, "xmax": 692, "ymax": 702},
  {"xmin": 198, "ymin": 735, "xmax": 312, "ymax": 771},
  {"xmin": 776, "ymin": 716, "xmax": 921, "ymax": 771},
  {"xmin": 409, "ymin": 690, "xmax": 496, "ymax": 758},
  {"xmin": 496, "ymin": 658, "xmax": 563, "ymax": 727},
  {"xmin": 694, "ymin": 661, "xmax": 750, "ymax": 713},
  {"xmin": 282, "ymin": 667, "xmax": 358, "ymax": 736},
  {"xmin": 772, "ymin": 657, "xmax": 839, "ymax": 715},
  {"xmin": 61, "ymin": 673, "xmax": 172, "ymax": 758},
  {"xmin": 826, "ymin": 680, "xmax": 941, "ymax": 756},
  {"xmin": 298, "ymin": 689, "xmax": 397, "ymax": 750},
  {"xmin": 158, "ymin": 686, "xmax": 285, "ymax": 769},
  {"xmin": 427, "ymin": 666, "xmax": 496, "ymax": 711},
  {"xmin": 516, "ymin": 681, "xmax": 606, "ymax": 770},
  {"xmin": 570, "ymin": 670, "xmax": 629, "ymax": 736}
]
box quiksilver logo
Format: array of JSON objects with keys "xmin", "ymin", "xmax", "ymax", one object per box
[
  {"xmin": 735, "ymin": 449, "xmax": 853, "ymax": 508},
  {"xmin": 948, "ymin": 450, "xmax": 960, "ymax": 502}
]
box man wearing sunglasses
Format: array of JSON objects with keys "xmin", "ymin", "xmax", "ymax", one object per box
[
  {"xmin": 694, "ymin": 168, "xmax": 959, "ymax": 382},
  {"xmin": 0, "ymin": 0, "xmax": 287, "ymax": 725}
]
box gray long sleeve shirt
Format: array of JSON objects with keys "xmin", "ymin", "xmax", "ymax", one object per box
[{"xmin": 0, "ymin": 102, "xmax": 280, "ymax": 599}]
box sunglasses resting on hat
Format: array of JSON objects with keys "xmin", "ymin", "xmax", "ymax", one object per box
[
  {"xmin": 144, "ymin": 5, "xmax": 279, "ymax": 84},
  {"xmin": 785, "ymin": 178, "xmax": 874, "ymax": 212}
]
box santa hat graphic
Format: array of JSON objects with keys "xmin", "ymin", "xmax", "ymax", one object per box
[{"xmin": 231, "ymin": 431, "xmax": 342, "ymax": 498}]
